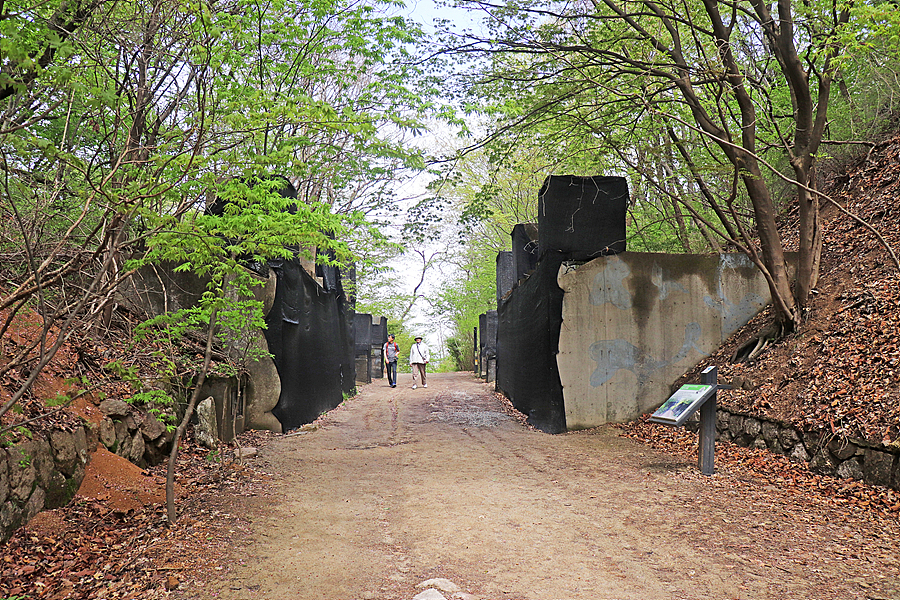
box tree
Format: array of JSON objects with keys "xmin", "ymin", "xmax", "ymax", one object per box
[
  {"xmin": 440, "ymin": 0, "xmax": 900, "ymax": 331},
  {"xmin": 1, "ymin": 0, "xmax": 436, "ymax": 520}
]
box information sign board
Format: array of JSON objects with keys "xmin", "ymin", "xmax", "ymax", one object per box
[{"xmin": 649, "ymin": 384, "xmax": 716, "ymax": 427}]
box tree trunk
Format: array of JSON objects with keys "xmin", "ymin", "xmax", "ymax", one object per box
[
  {"xmin": 166, "ymin": 306, "xmax": 218, "ymax": 525},
  {"xmin": 739, "ymin": 160, "xmax": 799, "ymax": 330}
]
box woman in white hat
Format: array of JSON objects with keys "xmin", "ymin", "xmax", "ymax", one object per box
[{"xmin": 409, "ymin": 335, "xmax": 429, "ymax": 389}]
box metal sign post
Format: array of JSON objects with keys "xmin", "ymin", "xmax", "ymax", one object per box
[
  {"xmin": 649, "ymin": 365, "xmax": 720, "ymax": 476},
  {"xmin": 699, "ymin": 366, "xmax": 717, "ymax": 475}
]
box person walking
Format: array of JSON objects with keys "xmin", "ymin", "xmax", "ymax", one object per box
[
  {"xmin": 409, "ymin": 335, "xmax": 429, "ymax": 389},
  {"xmin": 383, "ymin": 334, "xmax": 399, "ymax": 388}
]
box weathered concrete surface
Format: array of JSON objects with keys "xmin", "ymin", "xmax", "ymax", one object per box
[{"xmin": 557, "ymin": 253, "xmax": 769, "ymax": 428}]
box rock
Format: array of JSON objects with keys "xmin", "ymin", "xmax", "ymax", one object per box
[
  {"xmin": 790, "ymin": 443, "xmax": 809, "ymax": 463},
  {"xmin": 752, "ymin": 438, "xmax": 767, "ymax": 450},
  {"xmin": 417, "ymin": 579, "xmax": 461, "ymax": 593},
  {"xmin": 728, "ymin": 414, "xmax": 743, "ymax": 436},
  {"xmin": 413, "ymin": 590, "xmax": 447, "ymax": 600},
  {"xmin": 195, "ymin": 397, "xmax": 218, "ymax": 449},
  {"xmin": 140, "ymin": 415, "xmax": 167, "ymax": 441},
  {"xmin": 452, "ymin": 593, "xmax": 480, "ymax": 600},
  {"xmin": 827, "ymin": 438, "xmax": 857, "ymax": 461},
  {"xmin": 715, "ymin": 410, "xmax": 730, "ymax": 432},
  {"xmin": 743, "ymin": 418, "xmax": 761, "ymax": 436},
  {"xmin": 99, "ymin": 399, "xmax": 131, "ymax": 418},
  {"xmin": 234, "ymin": 447, "xmax": 258, "ymax": 460},
  {"xmin": 0, "ymin": 500, "xmax": 20, "ymax": 533},
  {"xmin": 118, "ymin": 427, "xmax": 133, "ymax": 458},
  {"xmin": 49, "ymin": 430, "xmax": 78, "ymax": 476},
  {"xmin": 114, "ymin": 420, "xmax": 129, "ymax": 451},
  {"xmin": 99, "ymin": 417, "xmax": 117, "ymax": 450},
  {"xmin": 862, "ymin": 448, "xmax": 893, "ymax": 487},
  {"xmin": 124, "ymin": 413, "xmax": 141, "ymax": 432},
  {"xmin": 836, "ymin": 458, "xmax": 864, "ymax": 480},
  {"xmin": 7, "ymin": 445, "xmax": 37, "ymax": 503},
  {"xmin": 23, "ymin": 485, "xmax": 46, "ymax": 523},
  {"xmin": 761, "ymin": 420, "xmax": 779, "ymax": 443},
  {"xmin": 32, "ymin": 438, "xmax": 54, "ymax": 489},
  {"xmin": 778, "ymin": 427, "xmax": 800, "ymax": 449},
  {"xmin": 129, "ymin": 431, "xmax": 146, "ymax": 465},
  {"xmin": 0, "ymin": 452, "xmax": 8, "ymax": 504},
  {"xmin": 809, "ymin": 453, "xmax": 836, "ymax": 474},
  {"xmin": 74, "ymin": 426, "xmax": 90, "ymax": 464},
  {"xmin": 801, "ymin": 429, "xmax": 824, "ymax": 452}
]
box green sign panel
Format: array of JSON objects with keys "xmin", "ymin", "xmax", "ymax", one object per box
[{"xmin": 649, "ymin": 384, "xmax": 716, "ymax": 427}]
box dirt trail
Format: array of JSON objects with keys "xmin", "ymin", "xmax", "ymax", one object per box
[{"xmin": 179, "ymin": 372, "xmax": 899, "ymax": 600}]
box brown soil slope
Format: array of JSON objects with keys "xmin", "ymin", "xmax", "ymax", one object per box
[{"xmin": 675, "ymin": 132, "xmax": 900, "ymax": 446}]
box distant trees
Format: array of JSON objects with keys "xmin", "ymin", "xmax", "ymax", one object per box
[{"xmin": 438, "ymin": 0, "xmax": 900, "ymax": 332}]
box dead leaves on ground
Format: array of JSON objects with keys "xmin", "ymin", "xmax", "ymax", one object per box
[
  {"xmin": 620, "ymin": 417, "xmax": 900, "ymax": 521},
  {"xmin": 0, "ymin": 438, "xmax": 271, "ymax": 600}
]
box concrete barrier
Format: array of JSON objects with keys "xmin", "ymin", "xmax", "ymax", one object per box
[{"xmin": 557, "ymin": 252, "xmax": 771, "ymax": 428}]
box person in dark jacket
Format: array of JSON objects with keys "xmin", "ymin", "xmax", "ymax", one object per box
[{"xmin": 383, "ymin": 334, "xmax": 399, "ymax": 388}]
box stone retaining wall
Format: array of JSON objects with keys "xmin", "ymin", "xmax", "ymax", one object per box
[
  {"xmin": 96, "ymin": 399, "xmax": 175, "ymax": 467},
  {"xmin": 687, "ymin": 408, "xmax": 900, "ymax": 490},
  {"xmin": 1, "ymin": 424, "xmax": 98, "ymax": 543},
  {"xmin": 1, "ymin": 400, "xmax": 176, "ymax": 543}
]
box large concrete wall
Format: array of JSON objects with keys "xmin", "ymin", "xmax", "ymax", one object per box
[{"xmin": 557, "ymin": 252, "xmax": 771, "ymax": 429}]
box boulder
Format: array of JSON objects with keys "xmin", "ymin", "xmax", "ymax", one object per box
[
  {"xmin": 99, "ymin": 399, "xmax": 130, "ymax": 418},
  {"xmin": 7, "ymin": 445, "xmax": 37, "ymax": 503},
  {"xmin": 862, "ymin": 448, "xmax": 894, "ymax": 487},
  {"xmin": 827, "ymin": 438, "xmax": 858, "ymax": 461},
  {"xmin": 141, "ymin": 415, "xmax": 167, "ymax": 441},
  {"xmin": 790, "ymin": 443, "xmax": 809, "ymax": 463},
  {"xmin": 760, "ymin": 420, "xmax": 779, "ymax": 443},
  {"xmin": 129, "ymin": 432, "xmax": 146, "ymax": 465},
  {"xmin": 778, "ymin": 427, "xmax": 800, "ymax": 449},
  {"xmin": 99, "ymin": 417, "xmax": 117, "ymax": 449},
  {"xmin": 836, "ymin": 458, "xmax": 864, "ymax": 480},
  {"xmin": 743, "ymin": 417, "xmax": 761, "ymax": 436},
  {"xmin": 195, "ymin": 397, "xmax": 218, "ymax": 449},
  {"xmin": 49, "ymin": 430, "xmax": 78, "ymax": 476}
]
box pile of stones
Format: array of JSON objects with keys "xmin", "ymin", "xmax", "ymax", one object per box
[
  {"xmin": 1, "ymin": 425, "xmax": 96, "ymax": 543},
  {"xmin": 97, "ymin": 399, "xmax": 175, "ymax": 467}
]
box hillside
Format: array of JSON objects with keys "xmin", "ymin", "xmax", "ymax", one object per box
[{"xmin": 673, "ymin": 130, "xmax": 900, "ymax": 446}]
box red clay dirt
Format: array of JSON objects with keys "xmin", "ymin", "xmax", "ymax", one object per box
[
  {"xmin": 74, "ymin": 445, "xmax": 169, "ymax": 511},
  {"xmin": 173, "ymin": 372, "xmax": 900, "ymax": 600}
]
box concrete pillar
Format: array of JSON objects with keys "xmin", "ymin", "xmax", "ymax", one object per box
[
  {"xmin": 496, "ymin": 251, "xmax": 515, "ymax": 303},
  {"xmin": 511, "ymin": 223, "xmax": 540, "ymax": 283},
  {"xmin": 537, "ymin": 175, "xmax": 628, "ymax": 259}
]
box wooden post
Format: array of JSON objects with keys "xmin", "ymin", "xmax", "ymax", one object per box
[{"xmin": 699, "ymin": 366, "xmax": 717, "ymax": 475}]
